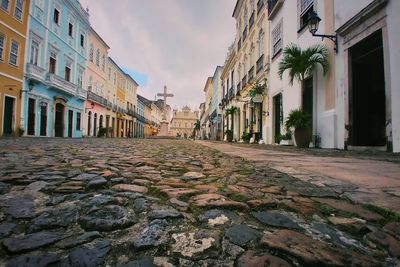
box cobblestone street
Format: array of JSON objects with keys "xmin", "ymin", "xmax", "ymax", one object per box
[{"xmin": 0, "ymin": 138, "xmax": 399, "ymax": 267}]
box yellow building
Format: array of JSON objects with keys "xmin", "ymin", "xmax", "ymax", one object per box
[
  {"xmin": 170, "ymin": 106, "xmax": 198, "ymax": 138},
  {"xmin": 0, "ymin": 0, "xmax": 30, "ymax": 136}
]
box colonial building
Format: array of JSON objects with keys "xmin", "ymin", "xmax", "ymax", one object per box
[
  {"xmin": 23, "ymin": 0, "xmax": 89, "ymax": 138},
  {"xmin": 136, "ymin": 94, "xmax": 152, "ymax": 138},
  {"xmin": 203, "ymin": 77, "xmax": 213, "ymax": 139},
  {"xmin": 85, "ymin": 27, "xmax": 111, "ymax": 137},
  {"xmin": 221, "ymin": 0, "xmax": 269, "ymax": 142},
  {"xmin": 170, "ymin": 106, "xmax": 198, "ymax": 138},
  {"xmin": 0, "ymin": 0, "xmax": 30, "ymax": 136},
  {"xmin": 210, "ymin": 66, "xmax": 223, "ymax": 140}
]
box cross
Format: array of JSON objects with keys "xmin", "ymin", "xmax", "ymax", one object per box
[{"xmin": 157, "ymin": 85, "xmax": 174, "ymax": 121}]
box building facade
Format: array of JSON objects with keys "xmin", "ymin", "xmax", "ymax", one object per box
[
  {"xmin": 170, "ymin": 106, "xmax": 198, "ymax": 138},
  {"xmin": 85, "ymin": 27, "xmax": 111, "ymax": 137},
  {"xmin": 23, "ymin": 0, "xmax": 89, "ymax": 138},
  {"xmin": 210, "ymin": 66, "xmax": 223, "ymax": 140},
  {"xmin": 0, "ymin": 0, "xmax": 30, "ymax": 136}
]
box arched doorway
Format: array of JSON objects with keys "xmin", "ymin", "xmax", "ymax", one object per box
[
  {"xmin": 88, "ymin": 111, "xmax": 92, "ymax": 136},
  {"xmin": 54, "ymin": 103, "xmax": 65, "ymax": 137},
  {"xmin": 93, "ymin": 113, "xmax": 97, "ymax": 137}
]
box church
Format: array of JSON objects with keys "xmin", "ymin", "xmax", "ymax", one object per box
[{"xmin": 169, "ymin": 106, "xmax": 199, "ymax": 138}]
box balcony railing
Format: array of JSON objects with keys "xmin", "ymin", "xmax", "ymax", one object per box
[
  {"xmin": 249, "ymin": 12, "xmax": 255, "ymax": 29},
  {"xmin": 46, "ymin": 73, "xmax": 76, "ymax": 95},
  {"xmin": 26, "ymin": 63, "xmax": 46, "ymax": 82},
  {"xmin": 87, "ymin": 91, "xmax": 109, "ymax": 107},
  {"xmin": 126, "ymin": 109, "xmax": 135, "ymax": 117},
  {"xmin": 248, "ymin": 66, "xmax": 255, "ymax": 83},
  {"xmin": 242, "ymin": 75, "xmax": 247, "ymax": 88},
  {"xmin": 229, "ymin": 86, "xmax": 234, "ymax": 99},
  {"xmin": 76, "ymin": 87, "xmax": 87, "ymax": 100},
  {"xmin": 256, "ymin": 55, "xmax": 264, "ymax": 74},
  {"xmin": 106, "ymin": 101, "xmax": 113, "ymax": 110},
  {"xmin": 237, "ymin": 38, "xmax": 242, "ymax": 52},
  {"xmin": 243, "ymin": 27, "xmax": 248, "ymax": 41},
  {"xmin": 257, "ymin": 0, "xmax": 265, "ymax": 14}
]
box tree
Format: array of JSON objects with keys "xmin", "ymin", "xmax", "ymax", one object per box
[
  {"xmin": 278, "ymin": 43, "xmax": 329, "ymax": 85},
  {"xmin": 225, "ymin": 107, "xmax": 238, "ymax": 133}
]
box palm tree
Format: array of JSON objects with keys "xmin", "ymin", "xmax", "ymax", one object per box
[
  {"xmin": 278, "ymin": 43, "xmax": 329, "ymax": 85},
  {"xmin": 225, "ymin": 107, "xmax": 238, "ymax": 131}
]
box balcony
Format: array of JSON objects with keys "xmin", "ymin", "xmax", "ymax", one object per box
[
  {"xmin": 229, "ymin": 86, "xmax": 234, "ymax": 99},
  {"xmin": 87, "ymin": 91, "xmax": 108, "ymax": 107},
  {"xmin": 237, "ymin": 38, "xmax": 242, "ymax": 52},
  {"xmin": 112, "ymin": 104, "xmax": 118, "ymax": 112},
  {"xmin": 256, "ymin": 55, "xmax": 264, "ymax": 74},
  {"xmin": 243, "ymin": 27, "xmax": 248, "ymax": 42},
  {"xmin": 242, "ymin": 75, "xmax": 247, "ymax": 88},
  {"xmin": 25, "ymin": 63, "xmax": 46, "ymax": 83},
  {"xmin": 236, "ymin": 82, "xmax": 242, "ymax": 95},
  {"xmin": 46, "ymin": 73, "xmax": 76, "ymax": 95},
  {"xmin": 76, "ymin": 87, "xmax": 87, "ymax": 100},
  {"xmin": 249, "ymin": 12, "xmax": 255, "ymax": 30},
  {"xmin": 257, "ymin": 0, "xmax": 265, "ymax": 15},
  {"xmin": 268, "ymin": 0, "xmax": 284, "ymax": 20},
  {"xmin": 106, "ymin": 101, "xmax": 113, "ymax": 110},
  {"xmin": 126, "ymin": 109, "xmax": 135, "ymax": 117},
  {"xmin": 248, "ymin": 66, "xmax": 255, "ymax": 83}
]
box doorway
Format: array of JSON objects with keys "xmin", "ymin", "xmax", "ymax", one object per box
[
  {"xmin": 27, "ymin": 98, "xmax": 36, "ymax": 135},
  {"xmin": 349, "ymin": 30, "xmax": 386, "ymax": 146},
  {"xmin": 93, "ymin": 113, "xmax": 97, "ymax": 137},
  {"xmin": 273, "ymin": 93, "xmax": 282, "ymax": 143},
  {"xmin": 303, "ymin": 76, "xmax": 313, "ymax": 129},
  {"xmin": 54, "ymin": 103, "xmax": 64, "ymax": 137},
  {"xmin": 3, "ymin": 96, "xmax": 15, "ymax": 135},
  {"xmin": 68, "ymin": 110, "xmax": 73, "ymax": 137},
  {"xmin": 40, "ymin": 104, "xmax": 47, "ymax": 136}
]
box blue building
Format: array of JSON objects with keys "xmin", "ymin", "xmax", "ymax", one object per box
[
  {"xmin": 210, "ymin": 66, "xmax": 223, "ymax": 140},
  {"xmin": 135, "ymin": 95, "xmax": 146, "ymax": 138},
  {"xmin": 23, "ymin": 0, "xmax": 90, "ymax": 137}
]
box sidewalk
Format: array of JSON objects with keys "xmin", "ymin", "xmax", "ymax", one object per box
[{"xmin": 197, "ymin": 141, "xmax": 400, "ymax": 213}]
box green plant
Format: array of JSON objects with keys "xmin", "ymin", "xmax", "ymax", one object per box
[
  {"xmin": 278, "ymin": 43, "xmax": 329, "ymax": 85},
  {"xmin": 97, "ymin": 127, "xmax": 107, "ymax": 137},
  {"xmin": 241, "ymin": 132, "xmax": 252, "ymax": 143},
  {"xmin": 225, "ymin": 107, "xmax": 238, "ymax": 133},
  {"xmin": 275, "ymin": 134, "xmax": 283, "ymax": 144},
  {"xmin": 281, "ymin": 131, "xmax": 292, "ymax": 140},
  {"xmin": 225, "ymin": 129, "xmax": 233, "ymax": 142},
  {"xmin": 248, "ymin": 81, "xmax": 266, "ymax": 97},
  {"xmin": 285, "ymin": 109, "xmax": 312, "ymax": 131}
]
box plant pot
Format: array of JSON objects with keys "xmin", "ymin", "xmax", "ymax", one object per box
[
  {"xmin": 279, "ymin": 139, "xmax": 293, "ymax": 146},
  {"xmin": 294, "ymin": 127, "xmax": 312, "ymax": 148}
]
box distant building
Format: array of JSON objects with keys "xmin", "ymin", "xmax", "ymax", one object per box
[
  {"xmin": 170, "ymin": 106, "xmax": 198, "ymax": 138},
  {"xmin": 0, "ymin": 0, "xmax": 30, "ymax": 136}
]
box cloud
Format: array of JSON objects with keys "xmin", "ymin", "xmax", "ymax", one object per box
[{"xmin": 80, "ymin": 0, "xmax": 236, "ymax": 110}]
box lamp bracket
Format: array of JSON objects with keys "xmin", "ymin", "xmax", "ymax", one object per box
[{"xmin": 312, "ymin": 33, "xmax": 338, "ymax": 53}]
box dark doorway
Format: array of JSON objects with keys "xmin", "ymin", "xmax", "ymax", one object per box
[
  {"xmin": 3, "ymin": 96, "xmax": 15, "ymax": 135},
  {"xmin": 55, "ymin": 103, "xmax": 64, "ymax": 137},
  {"xmin": 273, "ymin": 93, "xmax": 282, "ymax": 143},
  {"xmin": 93, "ymin": 113, "xmax": 97, "ymax": 137},
  {"xmin": 27, "ymin": 98, "xmax": 36, "ymax": 135},
  {"xmin": 303, "ymin": 76, "xmax": 313, "ymax": 129},
  {"xmin": 87, "ymin": 111, "xmax": 91, "ymax": 136},
  {"xmin": 112, "ymin": 117, "xmax": 115, "ymax": 137},
  {"xmin": 40, "ymin": 104, "xmax": 47, "ymax": 136},
  {"xmin": 349, "ymin": 30, "xmax": 386, "ymax": 146},
  {"xmin": 106, "ymin": 115, "xmax": 110, "ymax": 137},
  {"xmin": 68, "ymin": 110, "xmax": 73, "ymax": 137}
]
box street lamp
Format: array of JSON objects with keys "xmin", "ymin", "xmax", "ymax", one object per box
[{"xmin": 308, "ymin": 10, "xmax": 338, "ymax": 53}]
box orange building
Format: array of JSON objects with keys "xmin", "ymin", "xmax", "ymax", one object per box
[{"xmin": 0, "ymin": 0, "xmax": 30, "ymax": 136}]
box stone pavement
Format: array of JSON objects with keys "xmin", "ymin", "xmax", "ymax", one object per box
[
  {"xmin": 198, "ymin": 141, "xmax": 400, "ymax": 213},
  {"xmin": 0, "ymin": 138, "xmax": 399, "ymax": 266}
]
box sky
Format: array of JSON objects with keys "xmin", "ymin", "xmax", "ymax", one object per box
[{"xmin": 79, "ymin": 0, "xmax": 236, "ymax": 111}]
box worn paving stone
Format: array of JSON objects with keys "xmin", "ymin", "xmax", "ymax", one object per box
[
  {"xmin": 224, "ymin": 224, "xmax": 262, "ymax": 247},
  {"xmin": 252, "ymin": 211, "xmax": 301, "ymax": 230},
  {"xmin": 55, "ymin": 231, "xmax": 103, "ymax": 249},
  {"xmin": 0, "ymin": 223, "xmax": 16, "ymax": 238},
  {"xmin": 68, "ymin": 239, "xmax": 111, "ymax": 267},
  {"xmin": 30, "ymin": 206, "xmax": 78, "ymax": 232},
  {"xmin": 6, "ymin": 253, "xmax": 60, "ymax": 267},
  {"xmin": 2, "ymin": 195, "xmax": 35, "ymax": 219},
  {"xmin": 112, "ymin": 184, "xmax": 148, "ymax": 194},
  {"xmin": 189, "ymin": 194, "xmax": 249, "ymax": 210},
  {"xmin": 132, "ymin": 219, "xmax": 168, "ymax": 250},
  {"xmin": 237, "ymin": 250, "xmax": 291, "ymax": 267},
  {"xmin": 148, "ymin": 208, "xmax": 182, "ymax": 220},
  {"xmin": 3, "ymin": 231, "xmax": 64, "ymax": 253}
]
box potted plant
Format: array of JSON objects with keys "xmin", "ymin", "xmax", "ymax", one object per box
[
  {"xmin": 241, "ymin": 132, "xmax": 252, "ymax": 143},
  {"xmin": 285, "ymin": 109, "xmax": 312, "ymax": 148},
  {"xmin": 279, "ymin": 131, "xmax": 293, "ymax": 146},
  {"xmin": 249, "ymin": 81, "xmax": 266, "ymax": 103},
  {"xmin": 225, "ymin": 129, "xmax": 233, "ymax": 142}
]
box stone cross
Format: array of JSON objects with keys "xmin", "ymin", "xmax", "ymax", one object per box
[{"xmin": 157, "ymin": 85, "xmax": 174, "ymax": 121}]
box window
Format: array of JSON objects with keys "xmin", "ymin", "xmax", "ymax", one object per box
[
  {"xmin": 68, "ymin": 23, "xmax": 73, "ymax": 37},
  {"xmin": 14, "ymin": 0, "xmax": 23, "ymax": 20},
  {"xmin": 249, "ymin": 45, "xmax": 254, "ymax": 67},
  {"xmin": 102, "ymin": 55, "xmax": 105, "ymax": 71},
  {"xmin": 299, "ymin": 0, "xmax": 314, "ymax": 30},
  {"xmin": 0, "ymin": 34, "xmax": 4, "ymax": 60},
  {"xmin": 96, "ymin": 49, "xmax": 99, "ymax": 66},
  {"xmin": 1, "ymin": 0, "xmax": 9, "ymax": 11},
  {"xmin": 49, "ymin": 51, "xmax": 56, "ymax": 74},
  {"xmin": 30, "ymin": 39, "xmax": 39, "ymax": 65},
  {"xmin": 89, "ymin": 44, "xmax": 93, "ymax": 62},
  {"xmin": 77, "ymin": 68, "xmax": 84, "ymax": 88},
  {"xmin": 76, "ymin": 112, "xmax": 81, "ymax": 131},
  {"xmin": 80, "ymin": 34, "xmax": 84, "ymax": 47},
  {"xmin": 53, "ymin": 8, "xmax": 60, "ymax": 24},
  {"xmin": 65, "ymin": 66, "xmax": 71, "ymax": 81},
  {"xmin": 272, "ymin": 20, "xmax": 283, "ymax": 57},
  {"xmin": 9, "ymin": 40, "xmax": 19, "ymax": 66},
  {"xmin": 258, "ymin": 30, "xmax": 264, "ymax": 57}
]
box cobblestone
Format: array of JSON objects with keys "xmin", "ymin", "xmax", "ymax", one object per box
[{"xmin": 0, "ymin": 138, "xmax": 399, "ymax": 266}]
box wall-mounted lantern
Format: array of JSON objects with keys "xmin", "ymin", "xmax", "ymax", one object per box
[{"xmin": 308, "ymin": 10, "xmax": 338, "ymax": 53}]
